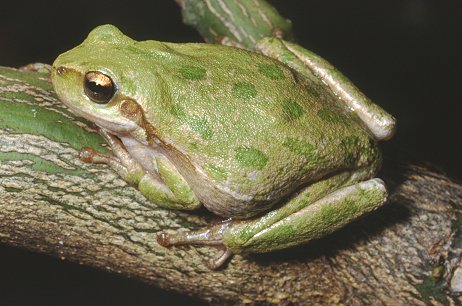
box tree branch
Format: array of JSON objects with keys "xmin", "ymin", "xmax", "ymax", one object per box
[{"xmin": 0, "ymin": 0, "xmax": 461, "ymax": 304}]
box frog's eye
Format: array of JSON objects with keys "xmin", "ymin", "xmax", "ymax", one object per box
[{"xmin": 84, "ymin": 71, "xmax": 115, "ymax": 104}]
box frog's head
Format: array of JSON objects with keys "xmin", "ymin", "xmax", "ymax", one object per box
[{"xmin": 51, "ymin": 25, "xmax": 157, "ymax": 143}]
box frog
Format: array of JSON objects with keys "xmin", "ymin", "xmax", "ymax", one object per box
[{"xmin": 51, "ymin": 25, "xmax": 396, "ymax": 269}]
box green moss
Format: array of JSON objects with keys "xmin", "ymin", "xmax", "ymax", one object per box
[
  {"xmin": 454, "ymin": 213, "xmax": 462, "ymax": 228},
  {"xmin": 415, "ymin": 276, "xmax": 447, "ymax": 304},
  {"xmin": 179, "ymin": 65, "xmax": 207, "ymax": 80},
  {"xmin": 232, "ymin": 81, "xmax": 257, "ymax": 100},
  {"xmin": 257, "ymin": 63, "xmax": 285, "ymax": 80},
  {"xmin": 282, "ymin": 99, "xmax": 304, "ymax": 121},
  {"xmin": 0, "ymin": 151, "xmax": 86, "ymax": 176},
  {"xmin": 235, "ymin": 146, "xmax": 268, "ymax": 170}
]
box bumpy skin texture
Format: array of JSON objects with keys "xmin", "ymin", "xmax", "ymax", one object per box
[{"xmin": 52, "ymin": 25, "xmax": 381, "ymax": 220}]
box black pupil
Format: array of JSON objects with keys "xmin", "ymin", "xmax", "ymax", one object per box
[
  {"xmin": 87, "ymin": 80, "xmax": 110, "ymax": 95},
  {"xmin": 84, "ymin": 72, "xmax": 114, "ymax": 104}
]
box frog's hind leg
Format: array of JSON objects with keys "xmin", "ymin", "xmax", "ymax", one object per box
[
  {"xmin": 224, "ymin": 178, "xmax": 387, "ymax": 254},
  {"xmin": 256, "ymin": 38, "xmax": 396, "ymax": 140},
  {"xmin": 157, "ymin": 171, "xmax": 387, "ymax": 269}
]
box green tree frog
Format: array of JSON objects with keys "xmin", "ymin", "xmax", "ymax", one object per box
[{"xmin": 51, "ymin": 25, "xmax": 396, "ymax": 269}]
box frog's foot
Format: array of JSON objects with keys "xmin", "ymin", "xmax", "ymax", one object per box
[
  {"xmin": 81, "ymin": 128, "xmax": 200, "ymax": 210},
  {"xmin": 78, "ymin": 128, "xmax": 145, "ymax": 185},
  {"xmin": 79, "ymin": 146, "xmax": 143, "ymax": 183},
  {"xmin": 157, "ymin": 221, "xmax": 234, "ymax": 270},
  {"xmin": 158, "ymin": 178, "xmax": 388, "ymax": 269}
]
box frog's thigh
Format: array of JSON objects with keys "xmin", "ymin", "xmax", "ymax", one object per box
[
  {"xmin": 143, "ymin": 157, "xmax": 200, "ymax": 210},
  {"xmin": 138, "ymin": 172, "xmax": 200, "ymax": 210},
  {"xmin": 256, "ymin": 38, "xmax": 396, "ymax": 140},
  {"xmin": 223, "ymin": 178, "xmax": 387, "ymax": 253}
]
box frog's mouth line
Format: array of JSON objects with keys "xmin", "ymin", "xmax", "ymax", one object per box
[{"xmin": 62, "ymin": 98, "xmax": 138, "ymax": 134}]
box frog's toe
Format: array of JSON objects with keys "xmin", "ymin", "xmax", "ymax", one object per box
[
  {"xmin": 157, "ymin": 230, "xmax": 233, "ymax": 269},
  {"xmin": 156, "ymin": 223, "xmax": 235, "ymax": 269},
  {"xmin": 207, "ymin": 248, "xmax": 233, "ymax": 270},
  {"xmin": 156, "ymin": 232, "xmax": 173, "ymax": 247},
  {"xmin": 78, "ymin": 147, "xmax": 120, "ymax": 165}
]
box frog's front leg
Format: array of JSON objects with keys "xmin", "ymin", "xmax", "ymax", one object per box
[
  {"xmin": 158, "ymin": 177, "xmax": 387, "ymax": 269},
  {"xmin": 80, "ymin": 128, "xmax": 200, "ymax": 210},
  {"xmin": 256, "ymin": 38, "xmax": 396, "ymax": 141}
]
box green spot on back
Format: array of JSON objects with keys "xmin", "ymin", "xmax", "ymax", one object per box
[
  {"xmin": 170, "ymin": 104, "xmax": 187, "ymax": 120},
  {"xmin": 170, "ymin": 104, "xmax": 213, "ymax": 139},
  {"xmin": 232, "ymin": 82, "xmax": 257, "ymax": 100},
  {"xmin": 282, "ymin": 137, "xmax": 325, "ymax": 168},
  {"xmin": 206, "ymin": 164, "xmax": 228, "ymax": 181},
  {"xmin": 257, "ymin": 63, "xmax": 285, "ymax": 80},
  {"xmin": 341, "ymin": 135, "xmax": 361, "ymax": 164},
  {"xmin": 188, "ymin": 116, "xmax": 213, "ymax": 139},
  {"xmin": 235, "ymin": 147, "xmax": 268, "ymax": 170},
  {"xmin": 317, "ymin": 108, "xmax": 348, "ymax": 124},
  {"xmin": 304, "ymin": 84, "xmax": 321, "ymax": 98},
  {"xmin": 179, "ymin": 65, "xmax": 206, "ymax": 80},
  {"xmin": 341, "ymin": 135, "xmax": 379, "ymax": 167},
  {"xmin": 282, "ymin": 137, "xmax": 315, "ymax": 158},
  {"xmin": 282, "ymin": 99, "xmax": 304, "ymax": 121}
]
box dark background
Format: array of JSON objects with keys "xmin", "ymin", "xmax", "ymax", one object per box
[{"xmin": 0, "ymin": 1, "xmax": 460, "ymax": 305}]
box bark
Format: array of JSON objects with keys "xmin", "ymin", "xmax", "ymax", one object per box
[{"xmin": 1, "ymin": 0, "xmax": 462, "ymax": 305}]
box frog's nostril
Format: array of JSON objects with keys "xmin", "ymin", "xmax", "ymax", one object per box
[{"xmin": 57, "ymin": 66, "xmax": 67, "ymax": 75}]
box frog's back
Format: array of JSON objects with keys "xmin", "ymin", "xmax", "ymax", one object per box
[{"xmin": 136, "ymin": 41, "xmax": 379, "ymax": 217}]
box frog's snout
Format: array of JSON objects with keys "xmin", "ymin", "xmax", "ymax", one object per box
[{"xmin": 50, "ymin": 65, "xmax": 67, "ymax": 83}]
